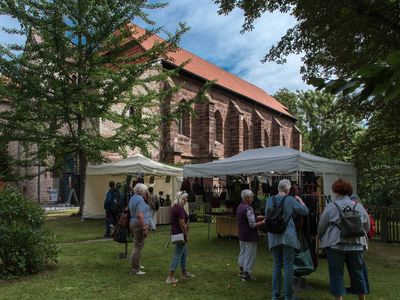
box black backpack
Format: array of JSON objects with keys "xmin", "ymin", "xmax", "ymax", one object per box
[
  {"xmin": 333, "ymin": 202, "xmax": 365, "ymax": 238},
  {"xmin": 265, "ymin": 196, "xmax": 289, "ymax": 234}
]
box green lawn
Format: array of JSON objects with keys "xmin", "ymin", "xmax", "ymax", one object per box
[{"xmin": 1, "ymin": 214, "xmax": 399, "ymax": 299}]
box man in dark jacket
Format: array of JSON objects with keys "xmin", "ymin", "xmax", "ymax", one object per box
[{"xmin": 104, "ymin": 181, "xmax": 117, "ymax": 238}]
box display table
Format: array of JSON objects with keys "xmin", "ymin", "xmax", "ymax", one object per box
[
  {"xmin": 156, "ymin": 206, "xmax": 171, "ymax": 224},
  {"xmin": 215, "ymin": 215, "xmax": 238, "ymax": 238}
]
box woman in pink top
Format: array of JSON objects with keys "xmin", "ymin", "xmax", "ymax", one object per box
[{"xmin": 165, "ymin": 191, "xmax": 195, "ymax": 284}]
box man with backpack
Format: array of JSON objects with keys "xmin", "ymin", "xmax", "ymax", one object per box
[
  {"xmin": 318, "ymin": 179, "xmax": 370, "ymax": 300},
  {"xmin": 265, "ymin": 179, "xmax": 309, "ymax": 300}
]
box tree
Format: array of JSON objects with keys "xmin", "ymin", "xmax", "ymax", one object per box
[
  {"xmin": 216, "ymin": 0, "xmax": 400, "ymax": 204},
  {"xmin": 0, "ymin": 1, "xmax": 209, "ymax": 214},
  {"xmin": 274, "ymin": 89, "xmax": 360, "ymax": 161},
  {"xmin": 215, "ymin": 1, "xmax": 400, "ymax": 80}
]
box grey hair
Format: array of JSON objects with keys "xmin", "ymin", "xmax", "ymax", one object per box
[
  {"xmin": 173, "ymin": 191, "xmax": 188, "ymax": 206},
  {"xmin": 134, "ymin": 183, "xmax": 148, "ymax": 196},
  {"xmin": 278, "ymin": 179, "xmax": 291, "ymax": 193},
  {"xmin": 241, "ymin": 189, "xmax": 254, "ymax": 200}
]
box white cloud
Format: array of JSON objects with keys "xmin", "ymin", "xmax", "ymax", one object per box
[
  {"xmin": 0, "ymin": 0, "xmax": 312, "ymax": 94},
  {"xmin": 145, "ymin": 0, "xmax": 311, "ymax": 94}
]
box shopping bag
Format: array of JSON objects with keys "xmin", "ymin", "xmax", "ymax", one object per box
[{"xmin": 294, "ymin": 248, "xmax": 314, "ymax": 276}]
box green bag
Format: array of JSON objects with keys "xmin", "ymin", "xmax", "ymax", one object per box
[
  {"xmin": 293, "ymin": 227, "xmax": 315, "ymax": 276},
  {"xmin": 293, "ymin": 249, "xmax": 314, "ymax": 276}
]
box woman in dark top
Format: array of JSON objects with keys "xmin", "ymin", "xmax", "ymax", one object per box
[{"xmin": 165, "ymin": 191, "xmax": 195, "ymax": 284}]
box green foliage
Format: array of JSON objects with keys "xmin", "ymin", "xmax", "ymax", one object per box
[
  {"xmin": 216, "ymin": 1, "xmax": 400, "ymax": 206},
  {"xmin": 0, "ymin": 143, "xmax": 15, "ymax": 182},
  {"xmin": 215, "ymin": 0, "xmax": 400, "ymax": 80},
  {"xmin": 274, "ymin": 89, "xmax": 360, "ymax": 161},
  {"xmin": 0, "ymin": 188, "xmax": 58, "ymax": 279},
  {"xmin": 0, "ymin": 1, "xmax": 210, "ymax": 213}
]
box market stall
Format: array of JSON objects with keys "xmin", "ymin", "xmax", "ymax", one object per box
[
  {"xmin": 82, "ymin": 154, "xmax": 183, "ymax": 221},
  {"xmin": 183, "ymin": 146, "xmax": 357, "ymax": 251}
]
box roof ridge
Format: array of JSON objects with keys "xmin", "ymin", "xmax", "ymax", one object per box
[{"xmin": 127, "ymin": 23, "xmax": 293, "ymax": 119}]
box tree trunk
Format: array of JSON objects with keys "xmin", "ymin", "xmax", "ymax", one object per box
[{"xmin": 78, "ymin": 150, "xmax": 87, "ymax": 216}]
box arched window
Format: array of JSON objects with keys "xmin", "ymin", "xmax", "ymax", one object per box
[
  {"xmin": 264, "ymin": 130, "xmax": 269, "ymax": 147},
  {"xmin": 215, "ymin": 110, "xmax": 223, "ymax": 143},
  {"xmin": 178, "ymin": 101, "xmax": 190, "ymax": 137},
  {"xmin": 243, "ymin": 119, "xmax": 249, "ymax": 150}
]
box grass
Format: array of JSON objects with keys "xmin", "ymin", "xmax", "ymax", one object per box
[{"xmin": 1, "ymin": 214, "xmax": 400, "ymax": 299}]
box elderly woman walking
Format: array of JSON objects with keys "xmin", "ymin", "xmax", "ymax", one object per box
[
  {"xmin": 165, "ymin": 191, "xmax": 195, "ymax": 284},
  {"xmin": 236, "ymin": 189, "xmax": 265, "ymax": 281},
  {"xmin": 129, "ymin": 183, "xmax": 150, "ymax": 275},
  {"xmin": 318, "ymin": 179, "xmax": 370, "ymax": 300},
  {"xmin": 266, "ymin": 179, "xmax": 309, "ymax": 300}
]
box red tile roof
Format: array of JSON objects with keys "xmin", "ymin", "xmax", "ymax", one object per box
[{"xmin": 128, "ymin": 24, "xmax": 293, "ymax": 118}]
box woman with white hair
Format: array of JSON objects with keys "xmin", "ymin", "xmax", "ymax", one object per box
[
  {"xmin": 129, "ymin": 183, "xmax": 150, "ymax": 275},
  {"xmin": 165, "ymin": 191, "xmax": 194, "ymax": 284},
  {"xmin": 266, "ymin": 179, "xmax": 309, "ymax": 300},
  {"xmin": 237, "ymin": 189, "xmax": 266, "ymax": 281}
]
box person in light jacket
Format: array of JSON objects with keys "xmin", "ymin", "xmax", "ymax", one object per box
[
  {"xmin": 318, "ymin": 179, "xmax": 370, "ymax": 300},
  {"xmin": 129, "ymin": 183, "xmax": 150, "ymax": 275},
  {"xmin": 266, "ymin": 179, "xmax": 309, "ymax": 300}
]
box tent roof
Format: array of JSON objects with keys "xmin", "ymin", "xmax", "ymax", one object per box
[
  {"xmin": 183, "ymin": 146, "xmax": 356, "ymax": 177},
  {"xmin": 87, "ymin": 154, "xmax": 182, "ymax": 177}
]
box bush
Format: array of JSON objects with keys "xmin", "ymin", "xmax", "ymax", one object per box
[{"xmin": 0, "ymin": 188, "xmax": 58, "ymax": 279}]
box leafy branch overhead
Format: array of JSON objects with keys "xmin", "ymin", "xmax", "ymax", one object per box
[{"xmin": 0, "ymin": 1, "xmax": 211, "ymax": 213}]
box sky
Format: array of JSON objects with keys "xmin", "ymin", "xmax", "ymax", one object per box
[{"xmin": 0, "ymin": 0, "xmax": 311, "ymax": 95}]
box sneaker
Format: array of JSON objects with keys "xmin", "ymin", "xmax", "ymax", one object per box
[
  {"xmin": 181, "ymin": 272, "xmax": 195, "ymax": 279},
  {"xmin": 241, "ymin": 272, "xmax": 256, "ymax": 281},
  {"xmin": 140, "ymin": 265, "xmax": 145, "ymax": 270},
  {"xmin": 103, "ymin": 234, "xmax": 111, "ymax": 239},
  {"xmin": 238, "ymin": 271, "xmax": 243, "ymax": 277},
  {"xmin": 166, "ymin": 276, "xmax": 178, "ymax": 284},
  {"xmin": 130, "ymin": 269, "xmax": 146, "ymax": 275}
]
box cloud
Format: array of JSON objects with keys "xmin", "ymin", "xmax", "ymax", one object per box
[
  {"xmin": 145, "ymin": 0, "xmax": 311, "ymax": 94},
  {"xmin": 0, "ymin": 1, "xmax": 312, "ymax": 94}
]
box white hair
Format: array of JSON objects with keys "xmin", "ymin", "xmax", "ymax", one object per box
[
  {"xmin": 241, "ymin": 189, "xmax": 254, "ymax": 200},
  {"xmin": 278, "ymin": 179, "xmax": 291, "ymax": 193},
  {"xmin": 173, "ymin": 191, "xmax": 188, "ymax": 206},
  {"xmin": 134, "ymin": 183, "xmax": 148, "ymax": 196}
]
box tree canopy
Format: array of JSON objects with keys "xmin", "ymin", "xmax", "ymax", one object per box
[
  {"xmin": 216, "ymin": 0, "xmax": 400, "ymax": 205},
  {"xmin": 0, "ymin": 0, "xmax": 209, "ymax": 211},
  {"xmin": 274, "ymin": 89, "xmax": 360, "ymax": 161}
]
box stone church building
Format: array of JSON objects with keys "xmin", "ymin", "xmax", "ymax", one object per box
[
  {"xmin": 3, "ymin": 24, "xmax": 301, "ymax": 203},
  {"xmin": 118, "ymin": 24, "xmax": 301, "ymax": 165}
]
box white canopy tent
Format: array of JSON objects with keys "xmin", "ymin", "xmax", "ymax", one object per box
[
  {"xmin": 82, "ymin": 154, "xmax": 183, "ymax": 219},
  {"xmin": 183, "ymin": 146, "xmax": 357, "ymax": 197}
]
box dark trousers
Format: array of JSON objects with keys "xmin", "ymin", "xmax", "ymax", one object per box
[{"xmin": 105, "ymin": 209, "xmax": 112, "ymax": 235}]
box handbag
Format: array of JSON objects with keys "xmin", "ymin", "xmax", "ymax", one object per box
[
  {"xmin": 294, "ymin": 224, "xmax": 315, "ymax": 276},
  {"xmin": 171, "ymin": 233, "xmax": 185, "ymax": 244}
]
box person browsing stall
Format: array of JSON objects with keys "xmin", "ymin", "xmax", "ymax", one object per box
[
  {"xmin": 129, "ymin": 183, "xmax": 150, "ymax": 275},
  {"xmin": 236, "ymin": 189, "xmax": 265, "ymax": 281},
  {"xmin": 266, "ymin": 179, "xmax": 309, "ymax": 300},
  {"xmin": 166, "ymin": 191, "xmax": 195, "ymax": 284},
  {"xmin": 318, "ymin": 179, "xmax": 370, "ymax": 300},
  {"xmin": 103, "ymin": 181, "xmax": 117, "ymax": 238}
]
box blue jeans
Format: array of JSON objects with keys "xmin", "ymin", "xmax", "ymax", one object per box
[
  {"xmin": 326, "ymin": 248, "xmax": 368, "ymax": 296},
  {"xmin": 169, "ymin": 242, "xmax": 187, "ymax": 272},
  {"xmin": 271, "ymin": 245, "xmax": 296, "ymax": 300}
]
